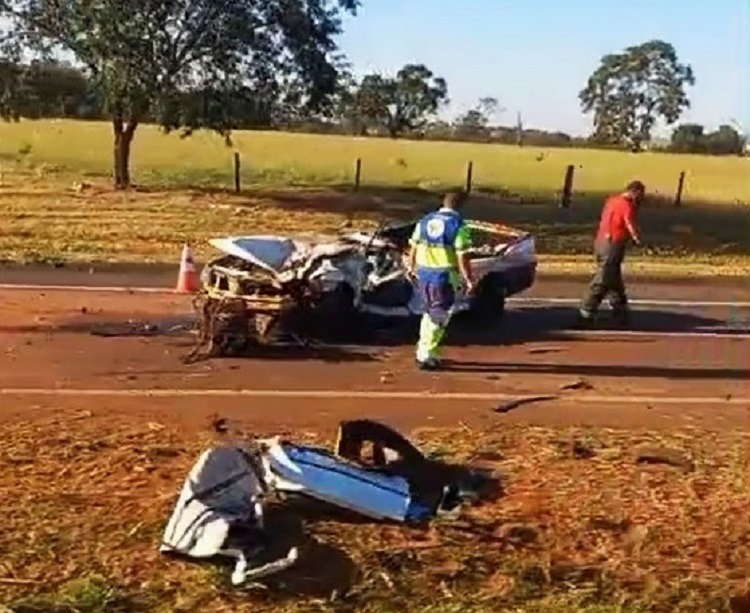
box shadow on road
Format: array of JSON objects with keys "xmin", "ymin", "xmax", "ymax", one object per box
[
  {"xmin": 445, "ymin": 360, "xmax": 750, "ymax": 381},
  {"xmin": 2, "ymin": 305, "xmax": 747, "ymax": 371},
  {"xmin": 343, "ymin": 305, "xmax": 749, "ymax": 349},
  {"xmin": 3, "ymin": 304, "xmax": 746, "ymax": 345}
]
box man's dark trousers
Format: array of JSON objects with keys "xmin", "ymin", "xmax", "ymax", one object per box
[{"xmin": 580, "ymin": 238, "xmax": 629, "ymax": 321}]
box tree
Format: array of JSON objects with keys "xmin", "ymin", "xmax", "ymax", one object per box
[
  {"xmin": 454, "ymin": 109, "xmax": 488, "ymax": 135},
  {"xmin": 0, "ymin": 0, "xmax": 360, "ymax": 188},
  {"xmin": 580, "ymin": 40, "xmax": 695, "ymax": 150},
  {"xmin": 349, "ymin": 64, "xmax": 448, "ymax": 137},
  {"xmin": 0, "ymin": 59, "xmax": 93, "ymax": 118},
  {"xmin": 477, "ymin": 97, "xmax": 501, "ymax": 123},
  {"xmin": 454, "ymin": 96, "xmax": 503, "ymax": 136},
  {"xmin": 670, "ymin": 123, "xmax": 745, "ymax": 156},
  {"xmin": 670, "ymin": 123, "xmax": 705, "ymax": 153},
  {"xmin": 704, "ymin": 125, "xmax": 744, "ymax": 156}
]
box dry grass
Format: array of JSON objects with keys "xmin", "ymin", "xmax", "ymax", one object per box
[
  {"xmin": 0, "ymin": 169, "xmax": 748, "ymax": 276},
  {"xmin": 1, "ymin": 119, "xmax": 749, "ymax": 275},
  {"xmin": 1, "ymin": 411, "xmax": 748, "ymax": 612}
]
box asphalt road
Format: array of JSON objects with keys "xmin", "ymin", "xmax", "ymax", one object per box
[
  {"xmin": 1, "ymin": 281, "xmax": 748, "ymax": 432},
  {"xmin": 0, "ymin": 261, "xmax": 748, "ymax": 301}
]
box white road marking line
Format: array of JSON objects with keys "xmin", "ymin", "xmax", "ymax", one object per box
[
  {"xmin": 508, "ymin": 297, "xmax": 750, "ymax": 308},
  {"xmin": 0, "ymin": 283, "xmax": 748, "ymax": 308},
  {"xmin": 0, "ymin": 283, "xmax": 170, "ymax": 294},
  {"xmin": 0, "ymin": 388, "xmax": 747, "ymax": 405},
  {"xmin": 559, "ymin": 330, "xmax": 750, "ymax": 340}
]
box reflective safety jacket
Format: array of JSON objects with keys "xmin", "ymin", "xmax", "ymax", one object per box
[{"xmin": 409, "ymin": 207, "xmax": 471, "ymax": 284}]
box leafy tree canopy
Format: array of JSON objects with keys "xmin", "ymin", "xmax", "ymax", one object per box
[
  {"xmin": 0, "ymin": 0, "xmax": 360, "ymax": 187},
  {"xmin": 338, "ymin": 63, "xmax": 448, "ymax": 137},
  {"xmin": 453, "ymin": 96, "xmax": 502, "ymax": 135},
  {"xmin": 580, "ymin": 40, "xmax": 695, "ymax": 150},
  {"xmin": 671, "ymin": 123, "xmax": 746, "ymax": 155}
]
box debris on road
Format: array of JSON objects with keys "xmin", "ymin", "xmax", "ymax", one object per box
[
  {"xmin": 527, "ymin": 346, "xmax": 563, "ymax": 355},
  {"xmin": 209, "ymin": 414, "xmax": 229, "ymax": 434},
  {"xmin": 89, "ymin": 318, "xmax": 195, "ymax": 338},
  {"xmin": 89, "ymin": 320, "xmax": 161, "ymax": 337},
  {"xmin": 161, "ymin": 420, "xmax": 497, "ymax": 584},
  {"xmin": 634, "ymin": 445, "xmax": 695, "ymax": 473},
  {"xmin": 559, "ymin": 378, "xmax": 594, "ymax": 391},
  {"xmin": 494, "ymin": 395, "xmax": 558, "ymax": 414}
]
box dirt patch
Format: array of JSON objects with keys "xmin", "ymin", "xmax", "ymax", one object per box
[{"xmin": 1, "ymin": 411, "xmax": 747, "ymax": 612}]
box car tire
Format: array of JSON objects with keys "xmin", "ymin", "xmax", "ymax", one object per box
[
  {"xmin": 467, "ymin": 278, "xmax": 506, "ymax": 323},
  {"xmin": 317, "ymin": 283, "xmax": 358, "ymax": 338}
]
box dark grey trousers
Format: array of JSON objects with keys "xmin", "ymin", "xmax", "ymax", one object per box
[{"xmin": 580, "ymin": 239, "xmax": 629, "ymax": 318}]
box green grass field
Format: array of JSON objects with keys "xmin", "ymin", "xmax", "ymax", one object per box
[{"xmin": 1, "ymin": 119, "xmax": 749, "ymax": 273}]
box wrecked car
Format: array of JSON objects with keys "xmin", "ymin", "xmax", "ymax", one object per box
[
  {"xmin": 190, "ymin": 219, "xmax": 536, "ymax": 357},
  {"xmin": 160, "ymin": 419, "xmax": 495, "ymax": 585},
  {"xmin": 203, "ymin": 219, "xmax": 537, "ymax": 319}
]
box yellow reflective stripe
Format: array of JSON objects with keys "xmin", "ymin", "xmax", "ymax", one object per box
[
  {"xmin": 454, "ymin": 224, "xmax": 471, "ymax": 252},
  {"xmin": 409, "ymin": 224, "xmax": 421, "ymax": 245},
  {"xmin": 415, "ymin": 244, "xmax": 458, "ymax": 269}
]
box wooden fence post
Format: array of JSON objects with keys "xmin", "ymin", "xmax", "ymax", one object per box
[
  {"xmin": 559, "ymin": 164, "xmax": 575, "ymax": 208},
  {"xmin": 354, "ymin": 158, "xmax": 362, "ymax": 191},
  {"xmin": 674, "ymin": 171, "xmax": 686, "ymax": 207},
  {"xmin": 233, "ymin": 152, "xmax": 241, "ymax": 193},
  {"xmin": 465, "ymin": 161, "xmax": 474, "ymax": 194}
]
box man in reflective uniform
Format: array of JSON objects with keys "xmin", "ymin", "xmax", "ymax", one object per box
[
  {"xmin": 579, "ymin": 180, "xmax": 645, "ymax": 327},
  {"xmin": 406, "ymin": 191, "xmax": 474, "ymax": 370}
]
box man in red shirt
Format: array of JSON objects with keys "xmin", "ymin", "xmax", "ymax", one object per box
[{"xmin": 579, "ymin": 180, "xmax": 645, "ymax": 326}]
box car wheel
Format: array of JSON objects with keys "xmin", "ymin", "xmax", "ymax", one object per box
[
  {"xmin": 468, "ymin": 279, "xmax": 506, "ymax": 322},
  {"xmin": 316, "ymin": 284, "xmax": 358, "ymax": 338}
]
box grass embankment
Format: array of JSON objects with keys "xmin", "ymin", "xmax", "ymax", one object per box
[
  {"xmin": 1, "ymin": 120, "xmax": 748, "ymax": 275},
  {"xmin": 1, "ymin": 413, "xmax": 747, "ymax": 612}
]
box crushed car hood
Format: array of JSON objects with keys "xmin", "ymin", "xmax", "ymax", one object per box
[
  {"xmin": 208, "ymin": 235, "xmax": 359, "ymax": 276},
  {"xmin": 208, "ymin": 236, "xmax": 305, "ymax": 275}
]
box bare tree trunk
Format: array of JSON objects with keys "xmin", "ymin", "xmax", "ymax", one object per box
[{"xmin": 112, "ymin": 116, "xmax": 138, "ymax": 189}]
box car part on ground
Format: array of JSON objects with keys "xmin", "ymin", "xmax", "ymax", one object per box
[
  {"xmin": 188, "ymin": 219, "xmax": 537, "ymax": 358},
  {"xmin": 160, "ymin": 420, "xmax": 497, "ymax": 585}
]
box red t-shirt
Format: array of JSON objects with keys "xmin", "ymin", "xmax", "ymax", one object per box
[{"xmin": 595, "ymin": 194, "xmax": 636, "ymax": 243}]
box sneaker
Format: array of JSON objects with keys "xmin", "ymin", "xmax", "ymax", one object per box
[{"xmin": 417, "ymin": 357, "xmax": 441, "ymax": 371}]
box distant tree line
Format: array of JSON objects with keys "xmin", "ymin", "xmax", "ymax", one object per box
[
  {"xmin": 2, "ymin": 58, "xmax": 745, "ymax": 158},
  {"xmin": 669, "ymin": 123, "xmax": 747, "ymax": 155}
]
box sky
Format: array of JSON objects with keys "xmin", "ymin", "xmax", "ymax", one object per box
[{"xmin": 338, "ymin": 0, "xmax": 750, "ymax": 137}]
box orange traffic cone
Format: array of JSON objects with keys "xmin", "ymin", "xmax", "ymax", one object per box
[{"xmin": 175, "ymin": 243, "xmax": 199, "ymax": 294}]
